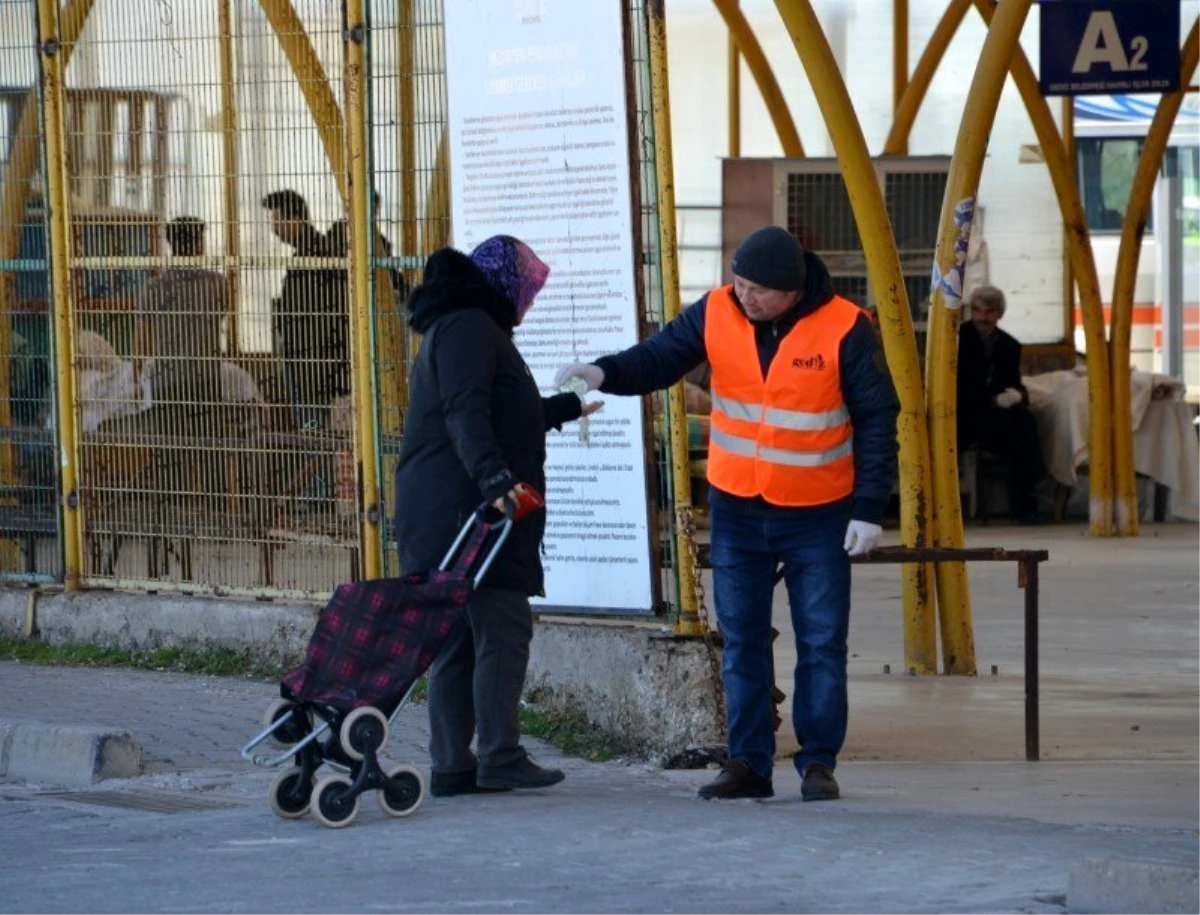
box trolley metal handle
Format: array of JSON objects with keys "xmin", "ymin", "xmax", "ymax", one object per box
[{"xmin": 437, "ymin": 500, "xmax": 514, "ymax": 590}]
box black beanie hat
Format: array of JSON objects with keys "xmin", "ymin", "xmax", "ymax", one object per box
[{"xmin": 731, "ymin": 226, "xmax": 806, "ymax": 292}]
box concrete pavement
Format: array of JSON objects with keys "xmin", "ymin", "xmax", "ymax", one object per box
[{"xmin": 0, "ymin": 522, "xmax": 1196, "ymax": 913}]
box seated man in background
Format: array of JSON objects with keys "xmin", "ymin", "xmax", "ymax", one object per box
[
  {"xmin": 134, "ymin": 216, "xmax": 225, "ymax": 413},
  {"xmin": 957, "ymin": 285, "xmax": 1045, "ymax": 524},
  {"xmin": 131, "ymin": 215, "xmax": 227, "ymax": 502}
]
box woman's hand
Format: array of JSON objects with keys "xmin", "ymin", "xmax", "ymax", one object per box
[{"xmin": 580, "ymin": 399, "xmax": 604, "ymax": 418}]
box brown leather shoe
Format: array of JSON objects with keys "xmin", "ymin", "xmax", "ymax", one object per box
[
  {"xmin": 697, "ymin": 758, "xmax": 773, "ymax": 800},
  {"xmin": 801, "ymin": 763, "xmax": 840, "ymax": 801}
]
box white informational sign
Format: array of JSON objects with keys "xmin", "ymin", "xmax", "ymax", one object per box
[{"xmin": 444, "ymin": 0, "xmax": 655, "ymax": 613}]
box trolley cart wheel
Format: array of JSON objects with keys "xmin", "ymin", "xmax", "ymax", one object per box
[
  {"xmin": 379, "ymin": 765, "xmax": 425, "ymax": 818},
  {"xmin": 339, "ymin": 707, "xmax": 388, "ymax": 762},
  {"xmin": 311, "ymin": 775, "xmax": 360, "ymax": 829},
  {"xmin": 263, "ymin": 698, "xmax": 309, "ymax": 749},
  {"xmin": 268, "ymin": 766, "xmax": 314, "ymax": 819}
]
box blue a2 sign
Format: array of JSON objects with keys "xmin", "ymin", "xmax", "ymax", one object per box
[{"xmin": 1040, "ymin": 0, "xmax": 1181, "ymax": 96}]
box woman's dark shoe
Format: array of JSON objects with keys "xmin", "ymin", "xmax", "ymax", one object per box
[
  {"xmin": 429, "ymin": 768, "xmax": 511, "ymax": 798},
  {"xmin": 800, "ymin": 763, "xmax": 840, "ymax": 801},
  {"xmin": 697, "ymin": 758, "xmax": 773, "ymax": 800},
  {"xmin": 476, "ymin": 755, "xmax": 565, "ymax": 790}
]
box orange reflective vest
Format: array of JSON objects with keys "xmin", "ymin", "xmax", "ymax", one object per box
[{"xmin": 704, "ymin": 285, "xmax": 862, "ymax": 507}]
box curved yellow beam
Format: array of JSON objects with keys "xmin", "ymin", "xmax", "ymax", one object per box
[
  {"xmin": 772, "ymin": 0, "xmax": 939, "ymax": 674},
  {"xmin": 884, "ymin": 0, "xmax": 971, "ymax": 156},
  {"xmin": 711, "ymin": 0, "xmax": 804, "ymax": 156},
  {"xmin": 926, "ymin": 0, "xmax": 1035, "ymax": 674},
  {"xmin": 969, "ymin": 0, "xmax": 1114, "ymax": 536},
  {"xmin": 1109, "ymin": 19, "xmax": 1199, "ymax": 535},
  {"xmin": 257, "ymin": 0, "xmax": 347, "ymax": 203}
]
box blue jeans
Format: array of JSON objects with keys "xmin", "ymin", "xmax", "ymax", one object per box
[{"xmin": 709, "ymin": 489, "xmax": 852, "ymax": 778}]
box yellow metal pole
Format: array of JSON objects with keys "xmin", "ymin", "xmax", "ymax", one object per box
[
  {"xmin": 648, "ymin": 0, "xmax": 703, "ymax": 636},
  {"xmin": 257, "ymin": 0, "xmax": 347, "ymax": 204},
  {"xmin": 926, "ymin": 0, "xmax": 1035, "ymax": 674},
  {"xmin": 893, "ymin": 0, "xmax": 908, "ymax": 153},
  {"xmin": 711, "ymin": 0, "xmax": 804, "ymax": 157},
  {"xmin": 36, "ymin": 0, "xmax": 83, "ymax": 589},
  {"xmin": 1110, "ymin": 19, "xmax": 1199, "ymax": 535},
  {"xmin": 218, "ymin": 0, "xmax": 241, "ymax": 354},
  {"xmin": 397, "ymin": 0, "xmax": 417, "ymax": 290},
  {"xmin": 343, "ymin": 0, "xmax": 382, "ymax": 579},
  {"xmin": 970, "ymin": 0, "xmax": 1114, "ymax": 538},
  {"xmin": 772, "ymin": 0, "xmax": 938, "ymax": 673},
  {"xmin": 883, "ymin": 0, "xmax": 970, "ymax": 156},
  {"xmin": 727, "ymin": 7, "xmax": 740, "ymax": 158}
]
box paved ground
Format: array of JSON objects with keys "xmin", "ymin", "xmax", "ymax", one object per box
[{"xmin": 0, "ymin": 523, "xmax": 1197, "ymax": 914}]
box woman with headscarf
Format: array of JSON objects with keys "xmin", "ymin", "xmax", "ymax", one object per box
[{"xmin": 395, "ymin": 235, "xmax": 601, "ymax": 797}]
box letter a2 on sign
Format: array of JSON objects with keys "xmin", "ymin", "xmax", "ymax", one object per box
[{"xmin": 1040, "ymin": 0, "xmax": 1181, "ymax": 97}]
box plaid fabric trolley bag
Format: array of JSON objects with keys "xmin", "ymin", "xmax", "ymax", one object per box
[{"xmin": 240, "ymin": 490, "xmax": 539, "ymax": 828}]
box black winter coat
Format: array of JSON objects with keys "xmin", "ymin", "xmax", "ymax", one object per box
[
  {"xmin": 956, "ymin": 321, "xmax": 1027, "ymax": 447},
  {"xmin": 394, "ymin": 247, "xmax": 581, "ymax": 595}
]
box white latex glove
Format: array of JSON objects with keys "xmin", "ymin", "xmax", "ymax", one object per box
[
  {"xmin": 554, "ymin": 363, "xmax": 605, "ymax": 393},
  {"xmin": 843, "ymin": 520, "xmax": 883, "ymax": 557},
  {"xmin": 994, "ymin": 388, "xmax": 1022, "ymax": 409}
]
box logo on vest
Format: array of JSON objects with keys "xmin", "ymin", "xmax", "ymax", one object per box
[{"xmin": 792, "ymin": 354, "xmax": 826, "ymax": 371}]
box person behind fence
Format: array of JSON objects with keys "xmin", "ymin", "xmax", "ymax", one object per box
[
  {"xmin": 555, "ymin": 225, "xmax": 899, "ymax": 802},
  {"xmin": 395, "ymin": 234, "xmax": 600, "ymax": 797},
  {"xmin": 326, "ymin": 190, "xmax": 407, "ymax": 308},
  {"xmin": 132, "ymin": 216, "xmax": 226, "ymax": 498},
  {"xmin": 262, "ymin": 189, "xmax": 350, "ymax": 434},
  {"xmin": 133, "ymin": 216, "xmax": 224, "ymax": 414},
  {"xmin": 956, "ymin": 284, "xmax": 1045, "ymax": 524}
]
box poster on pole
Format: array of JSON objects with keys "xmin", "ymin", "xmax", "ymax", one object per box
[{"xmin": 444, "ymin": 0, "xmax": 656, "ymax": 613}]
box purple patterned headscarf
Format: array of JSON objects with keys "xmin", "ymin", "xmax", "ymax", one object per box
[{"xmin": 469, "ymin": 235, "xmax": 550, "ymax": 323}]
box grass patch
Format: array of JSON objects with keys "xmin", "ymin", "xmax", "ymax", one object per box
[
  {"xmin": 519, "ymin": 702, "xmax": 620, "ymax": 763},
  {"xmin": 0, "ymin": 636, "xmax": 286, "ymax": 681}
]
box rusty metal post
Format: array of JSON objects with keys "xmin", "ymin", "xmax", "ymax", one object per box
[{"xmin": 1021, "ymin": 558, "xmax": 1039, "ymax": 761}]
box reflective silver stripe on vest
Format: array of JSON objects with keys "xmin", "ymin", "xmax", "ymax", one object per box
[
  {"xmin": 764, "ymin": 403, "xmax": 849, "ymax": 431},
  {"xmin": 710, "ymin": 426, "xmax": 854, "ymax": 467},
  {"xmin": 712, "ymin": 393, "xmax": 850, "ymax": 431},
  {"xmin": 711, "ymin": 392, "xmax": 762, "ymax": 423}
]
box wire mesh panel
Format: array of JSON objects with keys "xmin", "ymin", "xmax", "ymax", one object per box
[
  {"xmin": 47, "ymin": 0, "xmax": 361, "ymax": 597},
  {"xmin": 1, "ymin": 0, "xmax": 62, "ymax": 583}
]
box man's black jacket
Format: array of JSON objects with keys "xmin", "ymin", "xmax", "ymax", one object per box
[
  {"xmin": 957, "ymin": 321, "xmax": 1027, "ymax": 447},
  {"xmin": 593, "ymin": 250, "xmax": 900, "ymax": 525}
]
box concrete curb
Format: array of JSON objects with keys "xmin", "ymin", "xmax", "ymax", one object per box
[
  {"xmin": 0, "ymin": 719, "xmax": 142, "ymax": 787},
  {"xmin": 0, "ymin": 588, "xmax": 319, "ymax": 667},
  {"xmin": 1068, "ymin": 857, "xmax": 1200, "ymax": 914}
]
